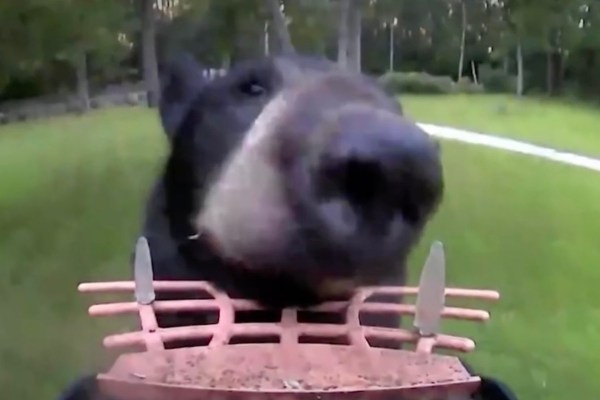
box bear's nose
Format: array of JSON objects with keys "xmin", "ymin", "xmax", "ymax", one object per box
[{"xmin": 314, "ymin": 106, "xmax": 442, "ymax": 227}]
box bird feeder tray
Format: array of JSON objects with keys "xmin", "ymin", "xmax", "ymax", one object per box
[{"xmin": 78, "ymin": 279, "xmax": 500, "ymax": 400}]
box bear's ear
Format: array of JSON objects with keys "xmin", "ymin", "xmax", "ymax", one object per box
[{"xmin": 158, "ymin": 52, "xmax": 207, "ymax": 140}]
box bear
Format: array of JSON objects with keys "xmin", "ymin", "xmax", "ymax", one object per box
[
  {"xmin": 55, "ymin": 53, "xmax": 519, "ymax": 400},
  {"xmin": 138, "ymin": 52, "xmax": 444, "ymax": 332}
]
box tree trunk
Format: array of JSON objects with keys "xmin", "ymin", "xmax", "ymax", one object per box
[
  {"xmin": 266, "ymin": 0, "xmax": 294, "ymax": 55},
  {"xmin": 546, "ymin": 49, "xmax": 554, "ymax": 95},
  {"xmin": 337, "ymin": 0, "xmax": 350, "ymax": 68},
  {"xmin": 141, "ymin": 0, "xmax": 160, "ymax": 108},
  {"xmin": 545, "ymin": 28, "xmax": 560, "ymax": 96},
  {"xmin": 222, "ymin": 54, "xmax": 231, "ymax": 70},
  {"xmin": 583, "ymin": 48, "xmax": 596, "ymax": 96},
  {"xmin": 470, "ymin": 60, "xmax": 478, "ymax": 84},
  {"xmin": 556, "ymin": 52, "xmax": 564, "ymax": 93},
  {"xmin": 516, "ymin": 40, "xmax": 524, "ymax": 97},
  {"xmin": 264, "ymin": 20, "xmax": 270, "ymax": 56},
  {"xmin": 544, "ymin": 50, "xmax": 563, "ymax": 96},
  {"xmin": 347, "ymin": 0, "xmax": 362, "ymax": 73},
  {"xmin": 457, "ymin": 0, "xmax": 467, "ymax": 80},
  {"xmin": 389, "ymin": 22, "xmax": 395, "ymax": 72},
  {"xmin": 76, "ymin": 51, "xmax": 90, "ymax": 113}
]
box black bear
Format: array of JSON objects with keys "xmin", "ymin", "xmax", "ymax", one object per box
[
  {"xmin": 55, "ymin": 53, "xmax": 518, "ymax": 400},
  {"xmin": 142, "ymin": 53, "xmax": 443, "ymax": 326}
]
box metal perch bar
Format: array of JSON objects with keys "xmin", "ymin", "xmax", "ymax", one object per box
[
  {"xmin": 87, "ymin": 300, "xmax": 491, "ymax": 322},
  {"xmin": 101, "ymin": 323, "xmax": 476, "ymax": 352},
  {"xmin": 79, "ymin": 263, "xmax": 498, "ymax": 355},
  {"xmin": 78, "ymin": 281, "xmax": 500, "ymax": 300}
]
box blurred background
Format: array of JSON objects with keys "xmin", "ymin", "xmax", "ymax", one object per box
[{"xmin": 0, "ymin": 1, "xmax": 599, "ymax": 400}]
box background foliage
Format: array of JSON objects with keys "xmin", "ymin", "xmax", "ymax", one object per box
[{"xmin": 3, "ymin": 0, "xmax": 600, "ymax": 104}]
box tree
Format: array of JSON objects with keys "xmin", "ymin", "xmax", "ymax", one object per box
[
  {"xmin": 266, "ymin": 0, "xmax": 295, "ymax": 54},
  {"xmin": 336, "ymin": 0, "xmax": 362, "ymax": 72},
  {"xmin": 347, "ymin": 0, "xmax": 363, "ymax": 72},
  {"xmin": 0, "ymin": 0, "xmax": 130, "ymax": 107},
  {"xmin": 56, "ymin": 0, "xmax": 131, "ymax": 111},
  {"xmin": 0, "ymin": 1, "xmax": 56, "ymax": 93},
  {"xmin": 457, "ymin": 0, "xmax": 467, "ymax": 80},
  {"xmin": 283, "ymin": 0, "xmax": 336, "ymax": 55},
  {"xmin": 337, "ymin": 0, "xmax": 350, "ymax": 67},
  {"xmin": 140, "ymin": 0, "xmax": 160, "ymax": 107},
  {"xmin": 3, "ymin": 0, "xmax": 600, "ymax": 104},
  {"xmin": 516, "ymin": 39, "xmax": 524, "ymax": 96}
]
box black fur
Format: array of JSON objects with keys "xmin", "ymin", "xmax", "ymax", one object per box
[{"xmin": 55, "ymin": 375, "xmax": 117, "ymax": 400}]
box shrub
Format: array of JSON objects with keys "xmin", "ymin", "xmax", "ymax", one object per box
[
  {"xmin": 379, "ymin": 71, "xmax": 485, "ymax": 95},
  {"xmin": 379, "ymin": 71, "xmax": 455, "ymax": 94},
  {"xmin": 456, "ymin": 76, "xmax": 485, "ymax": 94},
  {"xmin": 478, "ymin": 64, "xmax": 517, "ymax": 93}
]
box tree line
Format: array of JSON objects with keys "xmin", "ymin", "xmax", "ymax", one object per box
[{"xmin": 2, "ymin": 0, "xmax": 600, "ymax": 109}]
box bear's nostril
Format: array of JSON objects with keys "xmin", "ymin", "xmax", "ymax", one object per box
[
  {"xmin": 316, "ymin": 156, "xmax": 422, "ymax": 227},
  {"xmin": 338, "ymin": 158, "xmax": 386, "ymax": 208},
  {"xmin": 318, "ymin": 157, "xmax": 387, "ymax": 210}
]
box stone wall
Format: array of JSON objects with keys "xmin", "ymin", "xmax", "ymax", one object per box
[
  {"xmin": 0, "ymin": 68, "xmax": 225, "ymax": 125},
  {"xmin": 0, "ymin": 82, "xmax": 146, "ymax": 125}
]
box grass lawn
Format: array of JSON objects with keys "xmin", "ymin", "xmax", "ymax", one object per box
[
  {"xmin": 402, "ymin": 93, "xmax": 600, "ymax": 159},
  {"xmin": 1, "ymin": 102, "xmax": 600, "ymax": 400}
]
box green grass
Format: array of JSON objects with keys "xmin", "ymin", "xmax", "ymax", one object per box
[
  {"xmin": 1, "ymin": 101, "xmax": 600, "ymax": 400},
  {"xmin": 402, "ymin": 94, "xmax": 600, "ymax": 158},
  {"xmin": 0, "ymin": 108, "xmax": 166, "ymax": 399}
]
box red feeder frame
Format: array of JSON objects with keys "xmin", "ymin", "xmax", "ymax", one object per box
[{"xmin": 78, "ymin": 279, "xmax": 500, "ymax": 400}]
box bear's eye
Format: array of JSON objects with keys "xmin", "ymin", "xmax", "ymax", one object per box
[{"xmin": 238, "ymin": 77, "xmax": 267, "ymax": 97}]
